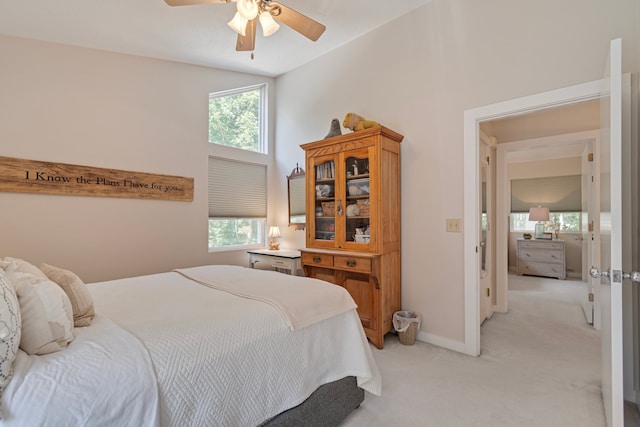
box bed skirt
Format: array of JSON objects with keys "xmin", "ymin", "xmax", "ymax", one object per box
[{"xmin": 260, "ymin": 376, "xmax": 364, "ymax": 427}]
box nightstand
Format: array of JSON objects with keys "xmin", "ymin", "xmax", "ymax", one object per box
[{"xmin": 247, "ymin": 249, "xmax": 302, "ymax": 276}]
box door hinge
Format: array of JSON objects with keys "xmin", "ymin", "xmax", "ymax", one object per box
[
  {"xmin": 486, "ymin": 288, "xmax": 491, "ymax": 297},
  {"xmin": 588, "ymin": 153, "xmax": 594, "ymax": 162},
  {"xmin": 588, "ymin": 222, "xmax": 594, "ymax": 232},
  {"xmin": 588, "ymin": 293, "xmax": 594, "ymax": 302}
]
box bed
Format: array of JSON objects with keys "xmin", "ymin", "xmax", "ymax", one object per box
[{"xmin": 0, "ymin": 261, "xmax": 381, "ymax": 426}]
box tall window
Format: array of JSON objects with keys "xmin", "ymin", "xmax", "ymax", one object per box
[
  {"xmin": 209, "ymin": 85, "xmax": 266, "ymax": 154},
  {"xmin": 208, "ymin": 157, "xmax": 267, "ymax": 250},
  {"xmin": 208, "ymin": 84, "xmax": 268, "ymax": 250}
]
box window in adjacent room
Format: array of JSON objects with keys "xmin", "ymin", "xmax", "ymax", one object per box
[
  {"xmin": 208, "ymin": 157, "xmax": 267, "ymax": 250},
  {"xmin": 509, "ymin": 175, "xmax": 582, "ymax": 233},
  {"xmin": 209, "ymin": 84, "xmax": 266, "ymax": 154},
  {"xmin": 509, "ymin": 212, "xmax": 581, "ymax": 232}
]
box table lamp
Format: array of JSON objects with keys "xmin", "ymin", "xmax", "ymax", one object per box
[
  {"xmin": 528, "ymin": 206, "xmax": 549, "ymax": 239},
  {"xmin": 268, "ymin": 226, "xmax": 281, "ymax": 250}
]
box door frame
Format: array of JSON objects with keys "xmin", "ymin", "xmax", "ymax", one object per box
[{"xmin": 463, "ymin": 78, "xmax": 608, "ymax": 356}]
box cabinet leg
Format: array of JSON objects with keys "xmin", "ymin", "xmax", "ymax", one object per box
[{"xmin": 366, "ymin": 331, "xmax": 384, "ymax": 349}]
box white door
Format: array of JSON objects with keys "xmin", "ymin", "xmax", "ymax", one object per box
[
  {"xmin": 479, "ymin": 140, "xmax": 493, "ymax": 323},
  {"xmin": 581, "ymin": 142, "xmax": 600, "ymax": 326},
  {"xmin": 594, "ymin": 37, "xmax": 623, "ymax": 427}
]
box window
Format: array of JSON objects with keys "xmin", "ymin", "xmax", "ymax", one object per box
[
  {"xmin": 207, "ymin": 84, "xmax": 268, "ymax": 251},
  {"xmin": 510, "ymin": 212, "xmax": 581, "ymax": 232},
  {"xmin": 510, "ymin": 175, "xmax": 582, "ymax": 233},
  {"xmin": 208, "ymin": 158, "xmax": 267, "ymax": 249},
  {"xmin": 209, "ymin": 85, "xmax": 266, "ymax": 154},
  {"xmin": 208, "ymin": 157, "xmax": 267, "ymax": 250}
]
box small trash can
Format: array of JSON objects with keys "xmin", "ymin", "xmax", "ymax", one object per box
[{"xmin": 393, "ymin": 311, "xmax": 421, "ymax": 346}]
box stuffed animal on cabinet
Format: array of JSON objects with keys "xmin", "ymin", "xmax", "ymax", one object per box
[{"xmin": 343, "ymin": 112, "xmax": 380, "ymax": 132}]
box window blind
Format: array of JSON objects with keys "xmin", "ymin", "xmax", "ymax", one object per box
[
  {"xmin": 510, "ymin": 175, "xmax": 581, "ymax": 213},
  {"xmin": 208, "ymin": 157, "xmax": 267, "ymax": 218}
]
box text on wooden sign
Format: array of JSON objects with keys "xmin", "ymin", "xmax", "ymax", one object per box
[{"xmin": 0, "ymin": 156, "xmax": 194, "ymax": 201}]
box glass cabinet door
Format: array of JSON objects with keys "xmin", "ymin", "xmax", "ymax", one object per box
[
  {"xmin": 310, "ymin": 155, "xmax": 337, "ymax": 246},
  {"xmin": 343, "ymin": 149, "xmax": 371, "ymax": 247}
]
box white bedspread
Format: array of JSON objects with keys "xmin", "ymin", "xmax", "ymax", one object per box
[
  {"xmin": 89, "ymin": 266, "xmax": 381, "ymax": 427},
  {"xmin": 174, "ymin": 265, "xmax": 357, "ymax": 330},
  {"xmin": 1, "ymin": 315, "xmax": 160, "ymax": 427}
]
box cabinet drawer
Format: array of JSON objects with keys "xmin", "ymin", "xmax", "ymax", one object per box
[
  {"xmin": 302, "ymin": 252, "xmax": 334, "ymax": 267},
  {"xmin": 270, "ymin": 259, "xmax": 290, "ymax": 268},
  {"xmin": 333, "ymin": 255, "xmax": 372, "ymax": 273},
  {"xmin": 518, "ymin": 249, "xmax": 564, "ymax": 263},
  {"xmin": 518, "ymin": 261, "xmax": 565, "ymax": 279},
  {"xmin": 518, "ymin": 241, "xmax": 564, "ymax": 251}
]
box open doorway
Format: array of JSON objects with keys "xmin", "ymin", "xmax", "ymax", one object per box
[
  {"xmin": 462, "ymin": 78, "xmax": 609, "ymax": 357},
  {"xmin": 480, "ymin": 100, "xmax": 601, "ymax": 328}
]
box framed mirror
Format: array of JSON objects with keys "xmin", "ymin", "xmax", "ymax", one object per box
[{"xmin": 287, "ymin": 164, "xmax": 306, "ymax": 230}]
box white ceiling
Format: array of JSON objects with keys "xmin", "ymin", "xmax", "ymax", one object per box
[{"xmin": 0, "ymin": 0, "xmax": 431, "ymax": 77}]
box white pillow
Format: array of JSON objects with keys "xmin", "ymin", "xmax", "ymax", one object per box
[
  {"xmin": 0, "ymin": 269, "xmax": 21, "ymax": 395},
  {"xmin": 0, "ymin": 257, "xmax": 47, "ymax": 282},
  {"xmin": 7, "ymin": 264, "xmax": 74, "ymax": 355},
  {"xmin": 40, "ymin": 263, "xmax": 95, "ymax": 327}
]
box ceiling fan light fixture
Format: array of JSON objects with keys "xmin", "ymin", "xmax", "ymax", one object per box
[
  {"xmin": 228, "ymin": 11, "xmax": 248, "ymax": 36},
  {"xmin": 259, "ymin": 11, "xmax": 280, "ymax": 37},
  {"xmin": 236, "ymin": 0, "xmax": 258, "ymax": 20}
]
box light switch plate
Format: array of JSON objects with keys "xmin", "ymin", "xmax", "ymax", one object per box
[{"xmin": 446, "ymin": 218, "xmax": 462, "ymax": 232}]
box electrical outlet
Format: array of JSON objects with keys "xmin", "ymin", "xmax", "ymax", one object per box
[{"xmin": 446, "ymin": 218, "xmax": 462, "ymax": 232}]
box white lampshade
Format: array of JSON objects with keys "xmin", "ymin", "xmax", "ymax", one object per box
[
  {"xmin": 259, "ymin": 11, "xmax": 280, "ymax": 37},
  {"xmin": 268, "ymin": 226, "xmax": 281, "ymax": 250},
  {"xmin": 268, "ymin": 226, "xmax": 281, "ymax": 238},
  {"xmin": 228, "ymin": 11, "xmax": 248, "ymax": 36},
  {"xmin": 236, "ymin": 0, "xmax": 259, "ymax": 20},
  {"xmin": 528, "ymin": 206, "xmax": 549, "ymax": 222}
]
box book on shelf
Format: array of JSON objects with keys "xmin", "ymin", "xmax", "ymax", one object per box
[{"xmin": 316, "ymin": 160, "xmax": 335, "ymax": 180}]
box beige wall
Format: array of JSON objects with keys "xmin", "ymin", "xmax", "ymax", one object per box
[
  {"xmin": 273, "ymin": 0, "xmax": 640, "ymax": 346},
  {"xmin": 0, "ymin": 0, "xmax": 638, "ymax": 351},
  {"xmin": 0, "ymin": 35, "xmax": 276, "ymax": 282}
]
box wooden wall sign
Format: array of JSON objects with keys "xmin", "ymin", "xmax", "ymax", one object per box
[{"xmin": 0, "ymin": 156, "xmax": 194, "ymax": 202}]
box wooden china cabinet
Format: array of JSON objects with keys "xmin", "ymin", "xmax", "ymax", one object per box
[{"xmin": 300, "ymin": 126, "xmax": 403, "ymax": 349}]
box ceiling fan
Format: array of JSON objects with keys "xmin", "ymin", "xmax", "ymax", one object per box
[{"xmin": 164, "ymin": 0, "xmax": 326, "ymax": 53}]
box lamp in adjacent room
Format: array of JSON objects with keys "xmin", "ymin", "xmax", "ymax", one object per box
[
  {"xmin": 528, "ymin": 206, "xmax": 549, "ymax": 239},
  {"xmin": 268, "ymin": 226, "xmax": 281, "ymax": 250}
]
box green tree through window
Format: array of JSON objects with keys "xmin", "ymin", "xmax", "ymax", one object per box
[{"xmin": 209, "ymin": 87, "xmax": 262, "ymax": 152}]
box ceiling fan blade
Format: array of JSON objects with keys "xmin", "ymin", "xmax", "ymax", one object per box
[
  {"xmin": 164, "ymin": 0, "xmax": 230, "ymax": 6},
  {"xmin": 269, "ymin": 2, "xmax": 326, "ymax": 42},
  {"xmin": 236, "ymin": 18, "xmax": 257, "ymax": 51}
]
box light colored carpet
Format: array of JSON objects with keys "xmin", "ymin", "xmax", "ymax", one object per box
[{"xmin": 342, "ymin": 274, "xmax": 605, "ymax": 427}]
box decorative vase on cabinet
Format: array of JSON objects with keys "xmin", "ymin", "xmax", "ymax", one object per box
[{"xmin": 300, "ymin": 126, "xmax": 403, "ymax": 349}]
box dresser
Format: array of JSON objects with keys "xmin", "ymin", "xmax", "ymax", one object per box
[
  {"xmin": 300, "ymin": 126, "xmax": 403, "ymax": 349},
  {"xmin": 516, "ymin": 239, "xmax": 566, "ymax": 279}
]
